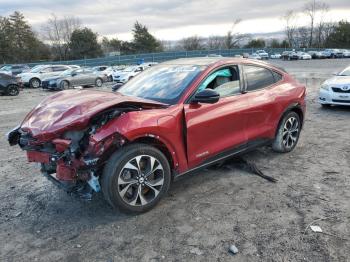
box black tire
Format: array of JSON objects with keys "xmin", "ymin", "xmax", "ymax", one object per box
[
  {"xmin": 29, "ymin": 78, "xmax": 41, "ymax": 88},
  {"xmin": 6, "ymin": 85, "xmax": 19, "ymax": 96},
  {"xmin": 60, "ymin": 80, "xmax": 70, "ymax": 90},
  {"xmin": 272, "ymin": 111, "xmax": 301, "ymax": 153},
  {"xmin": 95, "ymin": 78, "xmax": 103, "ymax": 87},
  {"xmin": 101, "ymin": 143, "xmax": 171, "ymax": 214}
]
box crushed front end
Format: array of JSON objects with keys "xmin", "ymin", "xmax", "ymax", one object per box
[{"xmin": 7, "ymin": 108, "xmax": 128, "ymax": 200}]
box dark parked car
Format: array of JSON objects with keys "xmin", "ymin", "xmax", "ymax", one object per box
[
  {"xmin": 307, "ymin": 51, "xmax": 326, "ymax": 59},
  {"xmin": 8, "ymin": 58, "xmax": 306, "ymax": 213},
  {"xmin": 0, "ymin": 73, "xmax": 20, "ymax": 96},
  {"xmin": 281, "ymin": 51, "xmax": 299, "ymax": 60},
  {"xmin": 0, "ymin": 64, "xmax": 30, "ymax": 76}
]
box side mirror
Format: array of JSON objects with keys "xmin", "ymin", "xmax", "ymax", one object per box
[
  {"xmin": 191, "ymin": 89, "xmax": 220, "ymax": 104},
  {"xmin": 71, "ymin": 73, "xmax": 77, "ymax": 77}
]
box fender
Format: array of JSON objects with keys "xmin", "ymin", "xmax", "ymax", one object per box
[
  {"xmin": 275, "ymin": 102, "xmax": 305, "ymax": 136},
  {"xmin": 128, "ymin": 133, "xmax": 182, "ymax": 171}
]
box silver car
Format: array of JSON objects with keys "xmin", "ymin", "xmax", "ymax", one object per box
[{"xmin": 42, "ymin": 68, "xmax": 104, "ymax": 90}]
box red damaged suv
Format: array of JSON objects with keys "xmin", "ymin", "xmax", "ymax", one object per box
[{"xmin": 8, "ymin": 58, "xmax": 306, "ymax": 213}]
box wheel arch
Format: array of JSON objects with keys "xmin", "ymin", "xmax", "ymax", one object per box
[
  {"xmin": 275, "ymin": 103, "xmax": 304, "ymax": 136},
  {"xmin": 30, "ymin": 77, "xmax": 41, "ymax": 85},
  {"xmin": 131, "ymin": 136, "xmax": 175, "ymax": 170}
]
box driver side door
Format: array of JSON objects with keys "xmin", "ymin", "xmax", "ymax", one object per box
[{"xmin": 183, "ymin": 65, "xmax": 251, "ymax": 169}]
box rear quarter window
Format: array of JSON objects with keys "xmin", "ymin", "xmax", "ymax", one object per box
[
  {"xmin": 272, "ymin": 71, "xmax": 283, "ymax": 82},
  {"xmin": 243, "ymin": 65, "xmax": 276, "ymax": 91}
]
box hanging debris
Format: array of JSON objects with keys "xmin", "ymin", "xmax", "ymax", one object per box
[{"xmin": 221, "ymin": 156, "xmax": 278, "ymax": 183}]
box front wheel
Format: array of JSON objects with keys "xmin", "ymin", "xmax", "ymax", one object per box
[
  {"xmin": 272, "ymin": 111, "xmax": 301, "ymax": 153},
  {"xmin": 60, "ymin": 80, "xmax": 70, "ymax": 90},
  {"xmin": 7, "ymin": 85, "xmax": 19, "ymax": 96},
  {"xmin": 101, "ymin": 144, "xmax": 171, "ymax": 213},
  {"xmin": 29, "ymin": 78, "xmax": 41, "ymax": 88},
  {"xmin": 95, "ymin": 78, "xmax": 103, "ymax": 87}
]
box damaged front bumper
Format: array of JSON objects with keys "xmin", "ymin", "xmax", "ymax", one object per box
[{"xmin": 7, "ymin": 126, "xmax": 124, "ymax": 199}]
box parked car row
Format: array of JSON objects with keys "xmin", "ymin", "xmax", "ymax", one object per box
[
  {"xmin": 247, "ymin": 48, "xmax": 350, "ymax": 61},
  {"xmin": 0, "ymin": 62, "xmax": 160, "ymax": 93}
]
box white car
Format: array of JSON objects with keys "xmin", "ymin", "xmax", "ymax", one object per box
[
  {"xmin": 248, "ymin": 53, "xmax": 262, "ymax": 60},
  {"xmin": 297, "ymin": 52, "xmax": 312, "ymax": 60},
  {"xmin": 270, "ymin": 53, "xmax": 281, "ymax": 59},
  {"xmin": 256, "ymin": 50, "xmax": 269, "ymax": 60},
  {"xmin": 18, "ymin": 65, "xmax": 73, "ymax": 88},
  {"xmin": 319, "ymin": 66, "xmax": 350, "ymax": 107},
  {"xmin": 342, "ymin": 50, "xmax": 350, "ymax": 58},
  {"xmin": 112, "ymin": 65, "xmax": 149, "ymax": 83}
]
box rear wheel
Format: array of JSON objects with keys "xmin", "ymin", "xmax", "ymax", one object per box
[
  {"xmin": 272, "ymin": 111, "xmax": 301, "ymax": 153},
  {"xmin": 95, "ymin": 78, "xmax": 103, "ymax": 87},
  {"xmin": 29, "ymin": 78, "xmax": 40, "ymax": 88},
  {"xmin": 7, "ymin": 85, "xmax": 19, "ymax": 96},
  {"xmin": 101, "ymin": 144, "xmax": 171, "ymax": 213}
]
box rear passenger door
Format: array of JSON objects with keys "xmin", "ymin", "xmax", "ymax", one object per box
[{"xmin": 242, "ymin": 65, "xmax": 282, "ymax": 141}]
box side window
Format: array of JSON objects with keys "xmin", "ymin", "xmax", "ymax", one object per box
[
  {"xmin": 244, "ymin": 65, "xmax": 276, "ymax": 91},
  {"xmin": 272, "ymin": 71, "xmax": 283, "ymax": 82},
  {"xmin": 53, "ymin": 66, "xmax": 68, "ymax": 72},
  {"xmin": 197, "ymin": 66, "xmax": 241, "ymax": 97},
  {"xmin": 41, "ymin": 67, "xmax": 52, "ymax": 73}
]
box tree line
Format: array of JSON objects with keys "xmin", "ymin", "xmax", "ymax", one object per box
[
  {"xmin": 282, "ymin": 0, "xmax": 350, "ymax": 48},
  {"xmin": 1, "ymin": 9, "xmax": 349, "ymax": 64},
  {"xmin": 0, "ymin": 12, "xmax": 163, "ymax": 64}
]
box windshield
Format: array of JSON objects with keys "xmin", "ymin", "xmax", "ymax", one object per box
[
  {"xmin": 60, "ymin": 69, "xmax": 74, "ymax": 76},
  {"xmin": 0, "ymin": 66, "xmax": 11, "ymax": 71},
  {"xmin": 31, "ymin": 66, "xmax": 46, "ymax": 73},
  {"xmin": 118, "ymin": 65, "xmax": 204, "ymax": 104},
  {"xmin": 338, "ymin": 68, "xmax": 350, "ymax": 76}
]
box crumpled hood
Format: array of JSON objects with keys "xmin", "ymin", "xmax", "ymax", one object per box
[{"xmin": 20, "ymin": 90, "xmax": 166, "ymax": 140}]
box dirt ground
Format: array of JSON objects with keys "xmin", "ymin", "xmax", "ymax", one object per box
[{"xmin": 0, "ymin": 59, "xmax": 349, "ymax": 262}]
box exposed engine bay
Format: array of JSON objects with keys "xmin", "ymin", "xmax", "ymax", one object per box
[{"xmin": 8, "ymin": 104, "xmax": 146, "ymax": 199}]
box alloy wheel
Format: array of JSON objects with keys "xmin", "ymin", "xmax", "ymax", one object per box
[
  {"xmin": 282, "ymin": 116, "xmax": 299, "ymax": 150},
  {"xmin": 8, "ymin": 85, "xmax": 19, "ymax": 96},
  {"xmin": 31, "ymin": 79, "xmax": 40, "ymax": 88},
  {"xmin": 117, "ymin": 155, "xmax": 164, "ymax": 207},
  {"xmin": 96, "ymin": 79, "xmax": 102, "ymax": 87}
]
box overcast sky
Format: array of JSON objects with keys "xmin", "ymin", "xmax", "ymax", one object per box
[{"xmin": 1, "ymin": 0, "xmax": 350, "ymax": 40}]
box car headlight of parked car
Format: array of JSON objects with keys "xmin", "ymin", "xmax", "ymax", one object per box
[
  {"xmin": 49, "ymin": 80, "xmax": 56, "ymax": 85},
  {"xmin": 320, "ymin": 84, "xmax": 330, "ymax": 91}
]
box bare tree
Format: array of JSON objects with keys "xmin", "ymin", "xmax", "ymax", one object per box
[
  {"xmin": 207, "ymin": 35, "xmax": 223, "ymax": 49},
  {"xmin": 297, "ymin": 26, "xmax": 310, "ymax": 47},
  {"xmin": 223, "ymin": 19, "xmax": 248, "ymax": 49},
  {"xmin": 315, "ymin": 2, "xmax": 329, "ymax": 48},
  {"xmin": 41, "ymin": 14, "xmax": 81, "ymax": 60},
  {"xmin": 179, "ymin": 36, "xmax": 203, "ymax": 51},
  {"xmin": 304, "ymin": 0, "xmax": 330, "ymax": 47},
  {"xmin": 282, "ymin": 10, "xmax": 298, "ymax": 48}
]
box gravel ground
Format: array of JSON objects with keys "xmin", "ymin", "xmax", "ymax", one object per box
[{"xmin": 0, "ymin": 59, "xmax": 349, "ymax": 262}]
